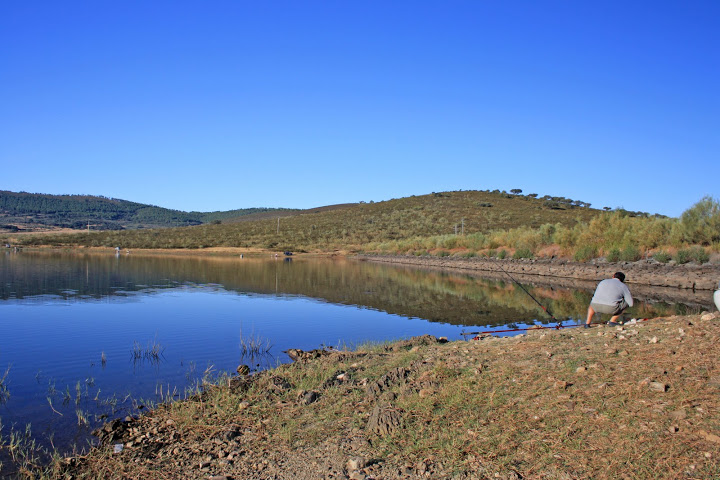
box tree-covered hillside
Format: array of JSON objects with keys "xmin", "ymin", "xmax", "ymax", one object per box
[
  {"xmin": 0, "ymin": 191, "xmax": 290, "ymax": 231},
  {"xmin": 11, "ymin": 189, "xmax": 604, "ymax": 250}
]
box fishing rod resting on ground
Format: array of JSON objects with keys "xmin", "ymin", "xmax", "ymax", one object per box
[{"xmin": 460, "ymin": 317, "xmax": 650, "ymax": 337}]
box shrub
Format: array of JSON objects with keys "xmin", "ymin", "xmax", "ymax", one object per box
[
  {"xmin": 605, "ymin": 248, "xmax": 621, "ymax": 262},
  {"xmin": 513, "ymin": 247, "xmax": 534, "ymax": 259},
  {"xmin": 690, "ymin": 246, "xmax": 710, "ymax": 264},
  {"xmin": 543, "ymin": 200, "xmax": 565, "ymax": 210},
  {"xmin": 674, "ymin": 247, "xmax": 709, "ymax": 264},
  {"xmin": 497, "ymin": 249, "xmax": 507, "ymax": 259},
  {"xmin": 620, "ymin": 245, "xmax": 641, "ymax": 262},
  {"xmin": 437, "ymin": 250, "xmax": 450, "ymax": 257},
  {"xmin": 679, "ymin": 196, "xmax": 720, "ymax": 245},
  {"xmin": 674, "ymin": 249, "xmax": 692, "ymax": 264},
  {"xmin": 573, "ymin": 245, "xmax": 597, "ymax": 262},
  {"xmin": 653, "ymin": 251, "xmax": 671, "ymax": 263},
  {"xmin": 463, "ymin": 252, "xmax": 477, "ymax": 258}
]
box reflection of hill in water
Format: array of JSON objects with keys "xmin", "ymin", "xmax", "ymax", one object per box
[{"xmin": 1, "ymin": 252, "xmax": 705, "ymax": 326}]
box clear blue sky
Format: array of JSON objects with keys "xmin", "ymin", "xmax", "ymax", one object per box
[{"xmin": 1, "ymin": 1, "xmax": 718, "ymax": 217}]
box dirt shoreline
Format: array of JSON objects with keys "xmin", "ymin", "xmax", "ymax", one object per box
[
  {"xmin": 51, "ymin": 312, "xmax": 720, "ymax": 479},
  {"xmin": 356, "ymin": 254, "xmax": 720, "ymax": 292}
]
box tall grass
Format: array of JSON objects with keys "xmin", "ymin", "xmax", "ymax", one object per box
[
  {"xmin": 131, "ymin": 338, "xmax": 165, "ymax": 363},
  {"xmin": 0, "ymin": 365, "xmax": 10, "ymax": 405},
  {"xmin": 239, "ymin": 328, "xmax": 273, "ymax": 356}
]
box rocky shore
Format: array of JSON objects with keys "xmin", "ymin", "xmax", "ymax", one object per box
[
  {"xmin": 356, "ymin": 254, "xmax": 720, "ymax": 291},
  {"xmin": 53, "ymin": 310, "xmax": 720, "ymax": 479}
]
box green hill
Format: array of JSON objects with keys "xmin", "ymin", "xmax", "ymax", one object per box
[
  {"xmin": 0, "ymin": 190, "xmax": 291, "ymax": 231},
  {"xmin": 11, "ymin": 189, "xmax": 602, "ymax": 251}
]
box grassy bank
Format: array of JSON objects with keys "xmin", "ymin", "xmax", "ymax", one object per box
[{"xmin": 36, "ymin": 312, "xmax": 720, "ymax": 479}]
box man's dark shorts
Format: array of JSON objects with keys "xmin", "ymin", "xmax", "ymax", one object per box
[{"xmin": 590, "ymin": 299, "xmax": 629, "ymax": 316}]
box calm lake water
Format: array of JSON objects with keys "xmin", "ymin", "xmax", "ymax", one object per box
[{"xmin": 0, "ymin": 250, "xmax": 712, "ymax": 470}]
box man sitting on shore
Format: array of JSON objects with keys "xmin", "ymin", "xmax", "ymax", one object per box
[{"xmin": 585, "ymin": 272, "xmax": 633, "ymax": 328}]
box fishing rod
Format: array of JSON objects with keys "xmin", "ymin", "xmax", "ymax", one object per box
[
  {"xmin": 494, "ymin": 261, "xmax": 558, "ymax": 322},
  {"xmin": 461, "ymin": 318, "xmax": 650, "ymax": 337},
  {"xmin": 461, "ymin": 323, "xmax": 576, "ymax": 336}
]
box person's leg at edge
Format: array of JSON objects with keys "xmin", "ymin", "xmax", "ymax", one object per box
[
  {"xmin": 585, "ymin": 306, "xmax": 595, "ymax": 327},
  {"xmin": 608, "ymin": 302, "xmax": 628, "ymax": 325}
]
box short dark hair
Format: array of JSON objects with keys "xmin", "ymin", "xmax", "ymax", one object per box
[{"xmin": 613, "ymin": 272, "xmax": 626, "ymax": 283}]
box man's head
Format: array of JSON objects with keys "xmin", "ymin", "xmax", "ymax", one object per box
[{"xmin": 613, "ymin": 272, "xmax": 626, "ymax": 283}]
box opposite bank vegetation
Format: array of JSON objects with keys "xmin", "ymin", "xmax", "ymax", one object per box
[
  {"xmin": 10, "ymin": 312, "xmax": 720, "ymax": 479},
  {"xmin": 8, "ymin": 193, "xmax": 720, "ymax": 265}
]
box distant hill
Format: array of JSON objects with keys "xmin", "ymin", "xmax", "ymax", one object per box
[
  {"xmin": 11, "ymin": 189, "xmax": 604, "ymax": 251},
  {"xmin": 0, "ymin": 191, "xmax": 292, "ymax": 231}
]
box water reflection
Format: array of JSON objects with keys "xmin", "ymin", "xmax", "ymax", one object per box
[{"xmin": 1, "ymin": 250, "xmax": 711, "ymax": 324}]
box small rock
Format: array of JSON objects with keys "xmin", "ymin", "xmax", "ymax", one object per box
[
  {"xmin": 300, "ymin": 390, "xmax": 320, "ymax": 405},
  {"xmin": 618, "ymin": 350, "xmax": 629, "ymax": 357},
  {"xmin": 236, "ymin": 365, "xmax": 250, "ymax": 375},
  {"xmin": 576, "ymin": 366, "xmax": 587, "ymax": 373},
  {"xmin": 649, "ymin": 381, "xmax": 668, "ymax": 392},
  {"xmin": 113, "ymin": 444, "xmax": 123, "ymax": 454},
  {"xmin": 238, "ymin": 401, "xmax": 250, "ymax": 410},
  {"xmin": 670, "ymin": 408, "xmax": 687, "ymax": 420},
  {"xmin": 649, "ymin": 336, "xmax": 658, "ymax": 344},
  {"xmin": 669, "ymin": 425, "xmax": 679, "ymax": 433},
  {"xmin": 346, "ymin": 456, "xmax": 367, "ymax": 471},
  {"xmin": 554, "ymin": 380, "xmax": 571, "ymax": 390}
]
